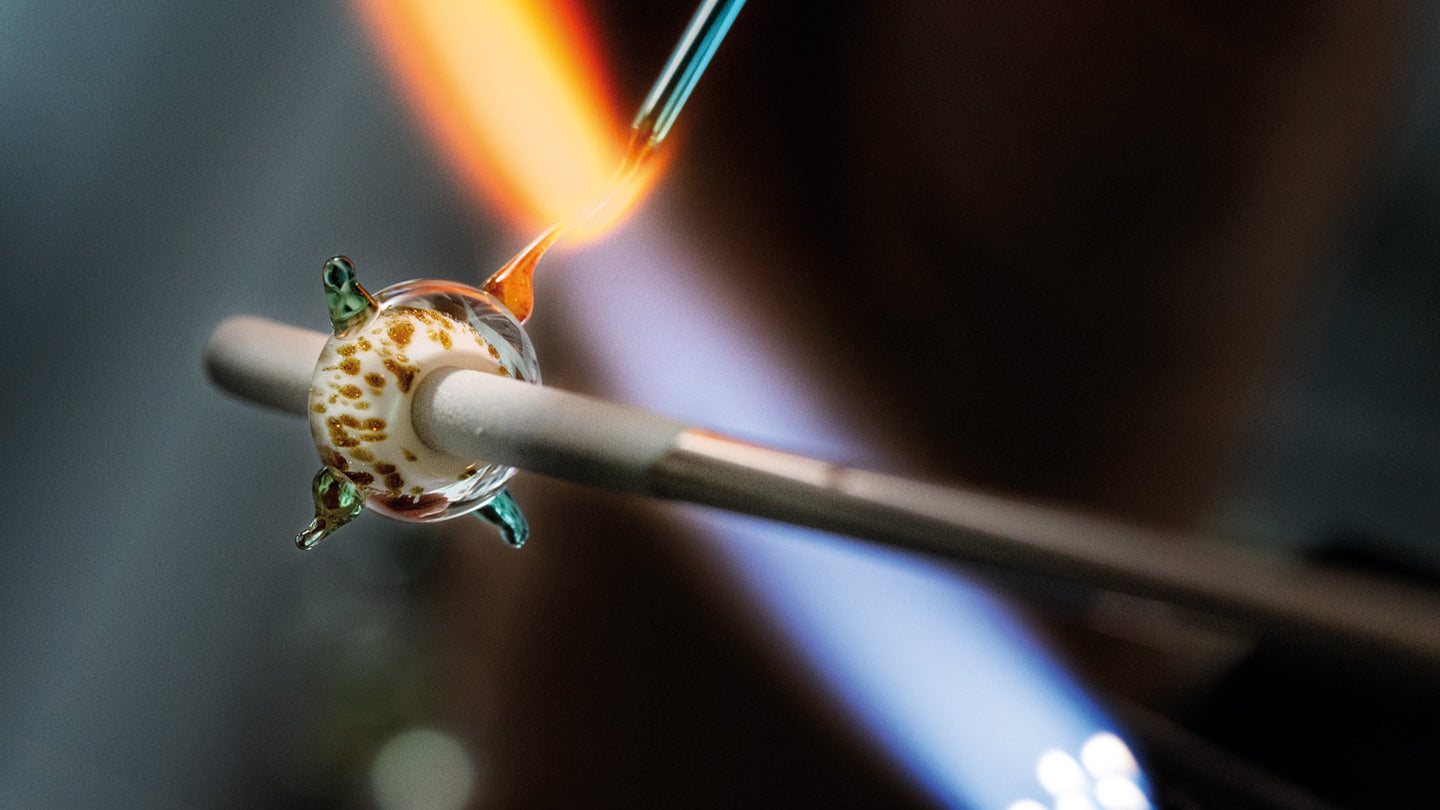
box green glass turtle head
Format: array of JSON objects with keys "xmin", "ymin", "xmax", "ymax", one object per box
[
  {"xmin": 296, "ymin": 467, "xmax": 365, "ymax": 550},
  {"xmin": 323, "ymin": 255, "xmax": 378, "ymax": 337}
]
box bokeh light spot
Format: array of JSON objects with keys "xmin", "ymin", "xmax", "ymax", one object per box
[
  {"xmin": 1080, "ymin": 732, "xmax": 1140, "ymax": 780},
  {"xmin": 370, "ymin": 726, "xmax": 477, "ymax": 810}
]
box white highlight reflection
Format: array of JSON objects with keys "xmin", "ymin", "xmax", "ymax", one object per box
[
  {"xmin": 1013, "ymin": 732, "xmax": 1150, "ymax": 810},
  {"xmin": 1037, "ymin": 749, "xmax": 1090, "ymax": 796},
  {"xmin": 1082, "ymin": 732, "xmax": 1141, "ymax": 780},
  {"xmin": 1094, "ymin": 775, "xmax": 1150, "ymax": 810},
  {"xmin": 370, "ymin": 727, "xmax": 477, "ymax": 810}
]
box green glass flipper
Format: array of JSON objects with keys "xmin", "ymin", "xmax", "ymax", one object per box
[
  {"xmin": 323, "ymin": 255, "xmax": 378, "ymax": 337},
  {"xmin": 297, "ymin": 468, "xmax": 366, "ymax": 549},
  {"xmin": 475, "ymin": 487, "xmax": 529, "ymax": 548}
]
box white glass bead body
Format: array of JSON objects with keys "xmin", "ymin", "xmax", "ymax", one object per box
[{"xmin": 307, "ymin": 279, "xmax": 540, "ymax": 522}]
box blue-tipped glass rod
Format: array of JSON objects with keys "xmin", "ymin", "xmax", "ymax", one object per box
[{"xmin": 632, "ymin": 0, "xmax": 747, "ymax": 147}]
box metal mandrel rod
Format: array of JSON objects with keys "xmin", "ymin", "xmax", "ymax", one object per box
[{"xmin": 207, "ymin": 315, "xmax": 1440, "ymax": 671}]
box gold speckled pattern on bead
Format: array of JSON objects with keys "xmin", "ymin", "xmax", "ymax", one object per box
[{"xmin": 308, "ymin": 305, "xmax": 504, "ymax": 521}]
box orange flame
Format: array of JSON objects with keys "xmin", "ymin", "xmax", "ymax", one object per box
[{"xmin": 354, "ymin": 0, "xmax": 628, "ymax": 233}]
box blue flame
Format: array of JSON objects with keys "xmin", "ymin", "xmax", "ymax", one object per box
[{"xmin": 550, "ymin": 212, "xmax": 1152, "ymax": 808}]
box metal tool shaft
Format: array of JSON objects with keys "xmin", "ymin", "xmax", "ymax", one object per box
[{"xmin": 207, "ymin": 315, "xmax": 1440, "ymax": 671}]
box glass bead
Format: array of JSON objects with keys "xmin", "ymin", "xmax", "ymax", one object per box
[{"xmin": 298, "ymin": 257, "xmax": 539, "ymax": 548}]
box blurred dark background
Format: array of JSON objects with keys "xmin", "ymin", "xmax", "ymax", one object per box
[{"xmin": 3, "ymin": 1, "xmax": 1440, "ymax": 807}]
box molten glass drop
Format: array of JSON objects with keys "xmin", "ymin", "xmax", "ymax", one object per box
[
  {"xmin": 481, "ymin": 137, "xmax": 653, "ymax": 323},
  {"xmin": 480, "ymin": 0, "xmax": 748, "ymax": 323}
]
